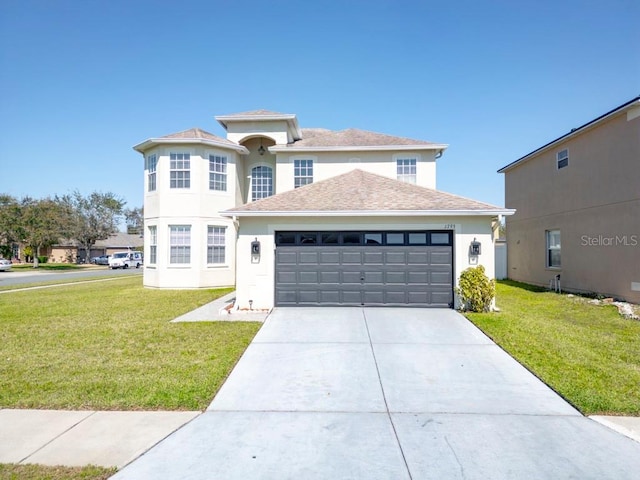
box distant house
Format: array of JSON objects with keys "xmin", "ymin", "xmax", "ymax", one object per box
[
  {"xmin": 133, "ymin": 109, "xmax": 513, "ymax": 309},
  {"xmin": 498, "ymin": 96, "xmax": 640, "ymax": 303},
  {"xmin": 45, "ymin": 233, "xmax": 144, "ymax": 263}
]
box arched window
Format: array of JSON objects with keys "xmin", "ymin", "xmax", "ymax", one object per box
[{"xmin": 251, "ymin": 166, "xmax": 273, "ymax": 201}]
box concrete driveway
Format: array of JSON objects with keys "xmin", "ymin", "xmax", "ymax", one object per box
[{"xmin": 113, "ymin": 308, "xmax": 640, "ymax": 479}]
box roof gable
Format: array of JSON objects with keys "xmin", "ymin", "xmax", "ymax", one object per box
[
  {"xmin": 225, "ymin": 169, "xmax": 509, "ymax": 215},
  {"xmin": 292, "ymin": 128, "xmax": 437, "ymax": 148}
]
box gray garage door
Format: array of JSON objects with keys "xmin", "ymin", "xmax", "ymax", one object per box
[{"xmin": 275, "ymin": 231, "xmax": 453, "ymax": 307}]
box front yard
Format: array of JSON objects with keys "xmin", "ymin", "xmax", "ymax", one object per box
[
  {"xmin": 0, "ymin": 276, "xmax": 261, "ymax": 411},
  {"xmin": 466, "ymin": 281, "xmax": 640, "ymax": 416}
]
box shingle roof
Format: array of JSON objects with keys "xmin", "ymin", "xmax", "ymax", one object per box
[
  {"xmin": 226, "ymin": 169, "xmax": 506, "ymax": 214},
  {"xmin": 290, "ymin": 128, "xmax": 436, "ymax": 147},
  {"xmin": 160, "ymin": 128, "xmax": 235, "ymax": 144}
]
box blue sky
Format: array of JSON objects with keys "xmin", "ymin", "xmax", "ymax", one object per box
[{"xmin": 1, "ymin": 0, "xmax": 638, "ymax": 216}]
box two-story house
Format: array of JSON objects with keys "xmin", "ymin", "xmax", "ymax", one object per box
[
  {"xmin": 498, "ymin": 96, "xmax": 640, "ymax": 303},
  {"xmin": 134, "ymin": 110, "xmax": 513, "ymax": 309}
]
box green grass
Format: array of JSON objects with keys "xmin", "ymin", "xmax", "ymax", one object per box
[
  {"xmin": 0, "ymin": 464, "xmax": 115, "ymax": 480},
  {"xmin": 10, "ymin": 263, "xmax": 89, "ymax": 271},
  {"xmin": 0, "ymin": 276, "xmax": 260, "ymax": 410},
  {"xmin": 466, "ymin": 280, "xmax": 640, "ymax": 415},
  {"xmin": 0, "ymin": 275, "xmax": 137, "ymax": 292}
]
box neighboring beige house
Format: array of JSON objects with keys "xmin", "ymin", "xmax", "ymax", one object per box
[
  {"xmin": 498, "ymin": 96, "xmax": 640, "ymax": 303},
  {"xmin": 134, "ymin": 110, "xmax": 513, "ymax": 309},
  {"xmin": 45, "ymin": 233, "xmax": 144, "ymax": 263}
]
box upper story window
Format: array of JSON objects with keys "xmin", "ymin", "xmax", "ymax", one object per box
[
  {"xmin": 209, "ymin": 155, "xmax": 227, "ymax": 191},
  {"xmin": 294, "ymin": 159, "xmax": 313, "ymax": 188},
  {"xmin": 148, "ymin": 226, "xmax": 157, "ymax": 264},
  {"xmin": 546, "ymin": 230, "xmax": 561, "ymax": 268},
  {"xmin": 170, "ymin": 153, "xmax": 190, "ymax": 189},
  {"xmin": 146, "ymin": 154, "xmax": 157, "ymax": 192},
  {"xmin": 397, "ymin": 158, "xmax": 417, "ymax": 184},
  {"xmin": 251, "ymin": 165, "xmax": 273, "ymax": 201},
  {"xmin": 207, "ymin": 226, "xmax": 226, "ymax": 264},
  {"xmin": 169, "ymin": 225, "xmax": 191, "ymax": 264},
  {"xmin": 557, "ymin": 149, "xmax": 569, "ymax": 169}
]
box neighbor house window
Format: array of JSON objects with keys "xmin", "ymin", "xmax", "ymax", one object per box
[
  {"xmin": 207, "ymin": 226, "xmax": 226, "ymax": 264},
  {"xmin": 148, "ymin": 226, "xmax": 157, "ymax": 264},
  {"xmin": 251, "ymin": 165, "xmax": 273, "ymax": 201},
  {"xmin": 209, "ymin": 155, "xmax": 227, "ymax": 191},
  {"xmin": 294, "ymin": 159, "xmax": 313, "ymax": 188},
  {"xmin": 397, "ymin": 158, "xmax": 417, "ymax": 183},
  {"xmin": 146, "ymin": 154, "xmax": 157, "ymax": 192},
  {"xmin": 170, "ymin": 153, "xmax": 190, "ymax": 188},
  {"xmin": 546, "ymin": 230, "xmax": 561, "ymax": 268},
  {"xmin": 557, "ymin": 149, "xmax": 569, "ymax": 169},
  {"xmin": 169, "ymin": 225, "xmax": 191, "ymax": 264}
]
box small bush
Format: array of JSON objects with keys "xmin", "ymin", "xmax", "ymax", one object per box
[
  {"xmin": 456, "ymin": 265, "xmax": 495, "ymax": 312},
  {"xmin": 37, "ymin": 255, "xmax": 48, "ymax": 264}
]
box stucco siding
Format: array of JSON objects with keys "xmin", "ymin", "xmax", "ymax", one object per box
[{"xmin": 275, "ymin": 151, "xmax": 437, "ymax": 193}]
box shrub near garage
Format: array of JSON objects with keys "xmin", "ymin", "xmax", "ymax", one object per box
[{"xmin": 456, "ymin": 265, "xmax": 496, "ymax": 312}]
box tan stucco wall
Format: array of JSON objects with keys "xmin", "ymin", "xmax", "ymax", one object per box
[
  {"xmin": 235, "ymin": 216, "xmax": 496, "ymax": 310},
  {"xmin": 504, "ymin": 109, "xmax": 640, "ymax": 302}
]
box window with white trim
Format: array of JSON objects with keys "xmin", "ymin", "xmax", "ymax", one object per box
[
  {"xmin": 546, "ymin": 230, "xmax": 561, "ymax": 268},
  {"xmin": 209, "ymin": 155, "xmax": 227, "ymax": 191},
  {"xmin": 557, "ymin": 149, "xmax": 569, "ymax": 169},
  {"xmin": 251, "ymin": 165, "xmax": 273, "ymax": 201},
  {"xmin": 397, "ymin": 158, "xmax": 417, "ymax": 184},
  {"xmin": 207, "ymin": 226, "xmax": 226, "ymax": 264},
  {"xmin": 294, "ymin": 159, "xmax": 313, "ymax": 188},
  {"xmin": 146, "ymin": 154, "xmax": 157, "ymax": 192},
  {"xmin": 148, "ymin": 226, "xmax": 157, "ymax": 264},
  {"xmin": 169, "ymin": 225, "xmax": 190, "ymax": 264},
  {"xmin": 170, "ymin": 153, "xmax": 190, "ymax": 188}
]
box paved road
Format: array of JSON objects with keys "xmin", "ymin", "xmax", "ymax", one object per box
[{"xmin": 0, "ymin": 267, "xmax": 142, "ymax": 287}]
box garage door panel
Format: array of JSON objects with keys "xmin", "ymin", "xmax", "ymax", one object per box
[{"xmin": 275, "ymin": 238, "xmax": 453, "ymax": 307}]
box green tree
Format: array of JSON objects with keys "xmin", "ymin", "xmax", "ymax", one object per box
[
  {"xmin": 124, "ymin": 206, "xmax": 144, "ymax": 235},
  {"xmin": 0, "ymin": 194, "xmax": 20, "ymax": 258},
  {"xmin": 13, "ymin": 196, "xmax": 71, "ymax": 267},
  {"xmin": 59, "ymin": 191, "xmax": 125, "ymax": 263}
]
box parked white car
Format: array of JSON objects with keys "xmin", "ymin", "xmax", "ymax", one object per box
[
  {"xmin": 0, "ymin": 258, "xmax": 12, "ymax": 271},
  {"xmin": 108, "ymin": 251, "xmax": 143, "ymax": 269}
]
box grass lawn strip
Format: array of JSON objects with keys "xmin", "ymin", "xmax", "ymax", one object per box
[
  {"xmin": 0, "ymin": 464, "xmax": 115, "ymax": 480},
  {"xmin": 0, "ymin": 276, "xmax": 261, "ymax": 411},
  {"xmin": 0, "ymin": 276, "xmax": 134, "ymax": 294},
  {"xmin": 466, "ymin": 281, "xmax": 640, "ymax": 416}
]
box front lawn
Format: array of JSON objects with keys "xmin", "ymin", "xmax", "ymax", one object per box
[
  {"xmin": 0, "ymin": 464, "xmax": 115, "ymax": 480},
  {"xmin": 466, "ymin": 280, "xmax": 640, "ymax": 415},
  {"xmin": 0, "ymin": 276, "xmax": 260, "ymax": 410}
]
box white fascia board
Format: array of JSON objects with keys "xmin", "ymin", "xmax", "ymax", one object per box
[
  {"xmin": 221, "ymin": 209, "xmax": 516, "ymax": 218},
  {"xmin": 269, "ymin": 144, "xmax": 449, "ymax": 154},
  {"xmin": 133, "ymin": 138, "xmax": 249, "ymax": 154},
  {"xmin": 215, "ymin": 113, "xmax": 297, "ymax": 129}
]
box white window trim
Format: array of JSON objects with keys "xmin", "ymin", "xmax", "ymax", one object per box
[
  {"xmin": 291, "ymin": 156, "xmax": 316, "ymax": 189},
  {"xmin": 394, "ymin": 154, "xmax": 419, "ymax": 184},
  {"xmin": 148, "ymin": 225, "xmax": 157, "ymax": 265},
  {"xmin": 208, "ymin": 152, "xmax": 228, "ymax": 192},
  {"xmin": 146, "ymin": 154, "xmax": 157, "ymax": 193},
  {"xmin": 169, "ymin": 225, "xmax": 191, "ymax": 266},
  {"xmin": 250, "ymin": 163, "xmax": 274, "ymax": 201},
  {"xmin": 206, "ymin": 225, "xmax": 227, "ymax": 266},
  {"xmin": 546, "ymin": 229, "xmax": 561, "ymax": 269},
  {"xmin": 557, "ymin": 149, "xmax": 569, "ymax": 170},
  {"xmin": 168, "ymin": 150, "xmax": 193, "ymax": 190}
]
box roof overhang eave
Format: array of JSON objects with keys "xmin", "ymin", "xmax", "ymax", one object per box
[
  {"xmin": 221, "ymin": 209, "xmax": 515, "ymax": 218},
  {"xmin": 133, "ymin": 138, "xmax": 249, "ymax": 154},
  {"xmin": 269, "ymin": 144, "xmax": 448, "ymax": 154}
]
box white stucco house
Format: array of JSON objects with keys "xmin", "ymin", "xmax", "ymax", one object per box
[{"xmin": 133, "ymin": 110, "xmax": 513, "ymax": 309}]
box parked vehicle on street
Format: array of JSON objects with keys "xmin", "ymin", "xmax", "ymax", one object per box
[
  {"xmin": 108, "ymin": 251, "xmax": 143, "ymax": 269},
  {"xmin": 92, "ymin": 255, "xmax": 111, "ymax": 265},
  {"xmin": 0, "ymin": 258, "xmax": 12, "ymax": 271}
]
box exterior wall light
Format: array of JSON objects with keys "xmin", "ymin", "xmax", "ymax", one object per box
[{"xmin": 470, "ymin": 238, "xmax": 482, "ymax": 256}]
